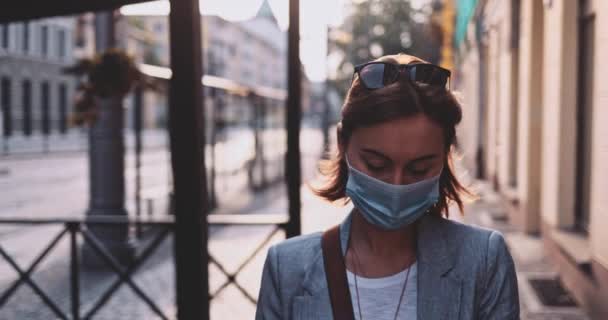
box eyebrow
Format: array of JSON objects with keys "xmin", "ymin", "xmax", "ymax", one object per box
[
  {"xmin": 360, "ymin": 148, "xmax": 438, "ymax": 163},
  {"xmin": 409, "ymin": 154, "xmax": 438, "ymax": 163},
  {"xmin": 360, "ymin": 148, "xmax": 391, "ymax": 161}
]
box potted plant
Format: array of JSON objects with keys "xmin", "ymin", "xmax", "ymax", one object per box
[{"xmin": 64, "ymin": 48, "xmax": 157, "ymax": 126}]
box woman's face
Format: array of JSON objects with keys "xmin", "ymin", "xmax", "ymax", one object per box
[{"xmin": 343, "ymin": 114, "xmax": 445, "ymax": 185}]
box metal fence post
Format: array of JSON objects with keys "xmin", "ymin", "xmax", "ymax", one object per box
[
  {"xmin": 286, "ymin": 0, "xmax": 302, "ymax": 238},
  {"xmin": 1, "ymin": 130, "xmax": 7, "ymax": 156},
  {"xmin": 259, "ymin": 96, "xmax": 267, "ymax": 188},
  {"xmin": 169, "ymin": 0, "xmax": 210, "ymax": 319},
  {"xmin": 134, "ymin": 86, "xmax": 143, "ymax": 238},
  {"xmin": 209, "ymin": 88, "xmax": 217, "ymax": 210},
  {"xmin": 68, "ymin": 222, "xmax": 80, "ymax": 320}
]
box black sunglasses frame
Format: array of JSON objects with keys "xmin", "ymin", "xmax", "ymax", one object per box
[{"xmin": 353, "ymin": 61, "xmax": 452, "ymax": 90}]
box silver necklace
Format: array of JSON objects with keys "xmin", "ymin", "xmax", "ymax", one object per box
[{"xmin": 350, "ymin": 241, "xmax": 411, "ymax": 320}]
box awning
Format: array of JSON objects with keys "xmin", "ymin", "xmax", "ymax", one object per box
[
  {"xmin": 0, "ymin": 0, "xmax": 148, "ymax": 23},
  {"xmin": 454, "ymin": 0, "xmax": 479, "ymax": 48}
]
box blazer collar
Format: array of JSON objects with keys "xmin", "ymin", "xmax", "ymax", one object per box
[
  {"xmin": 337, "ymin": 210, "xmax": 456, "ymax": 275},
  {"xmin": 301, "ymin": 210, "xmax": 458, "ymax": 294},
  {"xmin": 298, "ymin": 210, "xmax": 462, "ymax": 319}
]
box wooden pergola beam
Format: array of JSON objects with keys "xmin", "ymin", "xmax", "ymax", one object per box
[{"xmin": 0, "ymin": 0, "xmax": 149, "ymax": 23}]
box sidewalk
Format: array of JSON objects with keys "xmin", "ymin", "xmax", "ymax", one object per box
[
  {"xmin": 0, "ymin": 129, "xmax": 168, "ymax": 158},
  {"xmin": 464, "ymin": 181, "xmax": 589, "ymax": 320}
]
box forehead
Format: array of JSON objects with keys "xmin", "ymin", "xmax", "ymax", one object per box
[
  {"xmin": 376, "ymin": 54, "xmax": 427, "ymax": 65},
  {"xmin": 349, "ymin": 114, "xmax": 444, "ymax": 160}
]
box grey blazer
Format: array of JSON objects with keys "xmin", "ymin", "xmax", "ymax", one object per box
[{"xmin": 255, "ymin": 212, "xmax": 520, "ymax": 319}]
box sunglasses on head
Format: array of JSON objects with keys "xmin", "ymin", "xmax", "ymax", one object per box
[{"xmin": 353, "ymin": 61, "xmax": 451, "ymax": 90}]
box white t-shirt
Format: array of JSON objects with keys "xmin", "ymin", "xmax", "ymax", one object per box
[{"xmin": 347, "ymin": 262, "xmax": 417, "ymax": 320}]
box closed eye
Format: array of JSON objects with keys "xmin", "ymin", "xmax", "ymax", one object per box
[
  {"xmin": 406, "ymin": 154, "xmax": 438, "ymax": 176},
  {"xmin": 409, "ymin": 167, "xmax": 430, "ymax": 176},
  {"xmin": 360, "ymin": 149, "xmax": 391, "ymax": 172},
  {"xmin": 365, "ymin": 161, "xmax": 386, "ymax": 172}
]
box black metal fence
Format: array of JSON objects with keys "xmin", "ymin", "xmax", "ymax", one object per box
[
  {"xmin": 0, "ymin": 213, "xmax": 288, "ymax": 319},
  {"xmin": 0, "ymin": 217, "xmax": 173, "ymax": 319}
]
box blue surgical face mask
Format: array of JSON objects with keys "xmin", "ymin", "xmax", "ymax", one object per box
[{"xmin": 345, "ymin": 159, "xmax": 441, "ymax": 230}]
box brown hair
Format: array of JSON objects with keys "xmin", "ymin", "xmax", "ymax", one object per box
[{"xmin": 313, "ymin": 54, "xmax": 475, "ymax": 217}]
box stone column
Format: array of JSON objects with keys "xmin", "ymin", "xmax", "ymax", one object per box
[
  {"xmin": 83, "ymin": 95, "xmax": 135, "ymax": 268},
  {"xmin": 82, "ymin": 11, "xmax": 134, "ymax": 268}
]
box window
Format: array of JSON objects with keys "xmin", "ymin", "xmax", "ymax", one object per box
[
  {"xmin": 208, "ymin": 52, "xmax": 221, "ymax": 76},
  {"xmin": 2, "ymin": 24, "xmax": 9, "ymax": 49},
  {"xmin": 22, "ymin": 79, "xmax": 32, "ymax": 135},
  {"xmin": 57, "ymin": 29, "xmax": 66, "ymax": 58},
  {"xmin": 75, "ymin": 16, "xmax": 87, "ymax": 48},
  {"xmin": 41, "ymin": 81, "xmax": 50, "ymax": 134},
  {"xmin": 1, "ymin": 77, "xmax": 12, "ymax": 136},
  {"xmin": 242, "ymin": 69, "xmax": 252, "ymax": 81},
  {"xmin": 154, "ymin": 22, "xmax": 164, "ymax": 33},
  {"xmin": 58, "ymin": 83, "xmax": 68, "ymax": 134},
  {"xmin": 22, "ymin": 22, "xmax": 29, "ymax": 53},
  {"xmin": 575, "ymin": 12, "xmax": 595, "ymax": 233},
  {"xmin": 41, "ymin": 25, "xmax": 49, "ymax": 57}
]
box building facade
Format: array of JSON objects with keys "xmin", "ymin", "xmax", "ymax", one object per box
[
  {"xmin": 200, "ymin": 1, "xmax": 289, "ymax": 128},
  {"xmin": 128, "ymin": 0, "xmax": 302, "ymax": 130},
  {"xmin": 455, "ymin": 0, "xmax": 608, "ymax": 318},
  {"xmin": 1, "ymin": 2, "xmax": 308, "ymax": 142},
  {"xmin": 0, "ymin": 18, "xmax": 77, "ymax": 138}
]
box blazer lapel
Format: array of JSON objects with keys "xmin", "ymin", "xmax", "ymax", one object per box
[
  {"xmin": 293, "ymin": 245, "xmax": 333, "ymax": 319},
  {"xmin": 294, "ymin": 214, "xmax": 354, "ymax": 320},
  {"xmin": 416, "ymin": 214, "xmax": 462, "ymax": 320}
]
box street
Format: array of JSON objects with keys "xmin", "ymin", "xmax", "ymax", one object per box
[{"xmin": 0, "ymin": 126, "xmax": 327, "ymax": 319}]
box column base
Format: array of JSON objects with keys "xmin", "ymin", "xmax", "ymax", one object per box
[{"xmin": 81, "ymin": 211, "xmax": 137, "ymax": 270}]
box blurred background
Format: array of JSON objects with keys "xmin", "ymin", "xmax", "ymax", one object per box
[{"xmin": 0, "ymin": 0, "xmax": 605, "ymax": 319}]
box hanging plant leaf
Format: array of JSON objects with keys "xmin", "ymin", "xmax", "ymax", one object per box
[{"xmin": 63, "ymin": 48, "xmax": 158, "ymax": 126}]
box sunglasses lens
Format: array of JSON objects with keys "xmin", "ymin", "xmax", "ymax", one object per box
[
  {"xmin": 409, "ymin": 64, "xmax": 449, "ymax": 87},
  {"xmin": 359, "ymin": 63, "xmax": 397, "ymax": 89}
]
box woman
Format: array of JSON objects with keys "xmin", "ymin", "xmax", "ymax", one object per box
[{"xmin": 255, "ymin": 53, "xmax": 519, "ymax": 320}]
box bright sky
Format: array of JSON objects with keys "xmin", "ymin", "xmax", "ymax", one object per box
[
  {"xmin": 120, "ymin": 0, "xmax": 347, "ymax": 82},
  {"xmin": 121, "ymin": 0, "xmax": 431, "ymax": 82}
]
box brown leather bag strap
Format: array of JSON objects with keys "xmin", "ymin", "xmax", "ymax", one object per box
[{"xmin": 321, "ymin": 225, "xmax": 355, "ymax": 320}]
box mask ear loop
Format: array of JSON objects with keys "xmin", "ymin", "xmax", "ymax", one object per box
[{"xmin": 344, "ymin": 154, "xmax": 352, "ymax": 168}]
